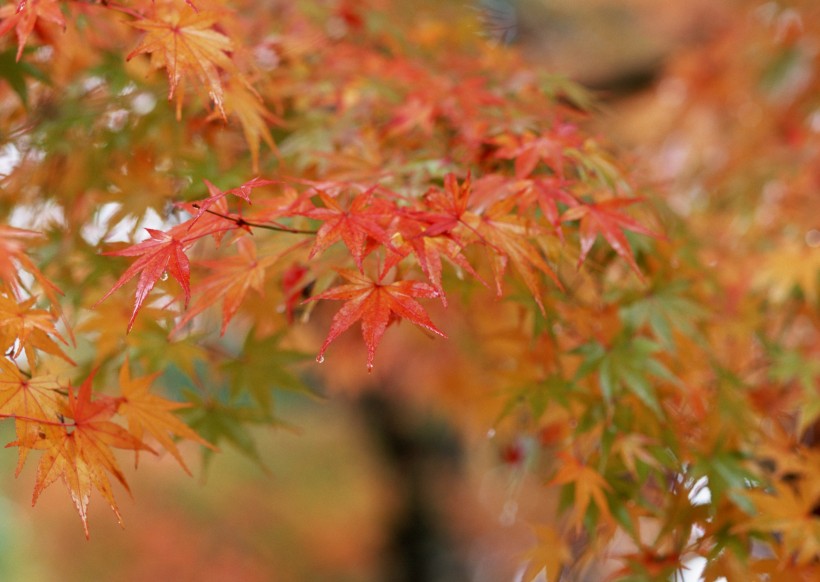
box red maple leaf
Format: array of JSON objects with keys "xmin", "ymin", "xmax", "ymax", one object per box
[
  {"xmin": 97, "ymin": 209, "xmax": 240, "ymax": 330},
  {"xmin": 300, "ymin": 187, "xmax": 398, "ymax": 271},
  {"xmin": 394, "ymin": 209, "xmax": 482, "ymax": 304},
  {"xmin": 494, "ymin": 126, "xmax": 580, "ymax": 178},
  {"xmin": 309, "ymin": 270, "xmax": 446, "ymax": 370},
  {"xmin": 96, "ymin": 229, "xmax": 192, "ymax": 331},
  {"xmin": 171, "ymin": 236, "xmax": 280, "ymax": 336},
  {"xmin": 561, "ymin": 198, "xmax": 661, "ymax": 278},
  {"xmin": 418, "ymin": 173, "xmax": 472, "ymax": 237},
  {"xmin": 0, "ymin": 0, "xmax": 65, "ymax": 61}
]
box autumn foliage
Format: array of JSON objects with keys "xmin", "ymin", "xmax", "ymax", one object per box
[{"xmin": 1, "ymin": 0, "xmax": 819, "ymax": 579}]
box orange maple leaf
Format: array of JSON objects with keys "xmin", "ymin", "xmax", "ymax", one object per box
[
  {"xmin": 0, "ymin": 361, "xmax": 63, "ymax": 471},
  {"xmin": 737, "ymin": 477, "xmax": 820, "ymax": 565},
  {"xmin": 473, "ymin": 196, "xmax": 562, "ymax": 314},
  {"xmin": 127, "ymin": 5, "xmax": 235, "ymax": 117},
  {"xmin": 116, "ymin": 358, "xmax": 214, "ymax": 474},
  {"xmin": 0, "ymin": 225, "xmax": 63, "ymax": 305},
  {"xmin": 0, "ymin": 294, "xmax": 73, "ymax": 364},
  {"xmin": 549, "ymin": 451, "xmax": 612, "ymax": 530},
  {"xmin": 29, "ymin": 371, "xmax": 151, "ymax": 537},
  {"xmin": 217, "ymin": 78, "xmax": 282, "ymax": 173},
  {"xmin": 310, "ymin": 269, "xmax": 446, "ymax": 370}
]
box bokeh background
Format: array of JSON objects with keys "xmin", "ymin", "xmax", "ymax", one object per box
[{"xmin": 0, "ymin": 0, "xmax": 794, "ymax": 580}]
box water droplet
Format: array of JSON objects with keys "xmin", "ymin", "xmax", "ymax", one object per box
[
  {"xmin": 316, "ymin": 355, "xmax": 325, "ymax": 364},
  {"xmin": 487, "ymin": 428, "xmax": 496, "ymax": 439},
  {"xmin": 499, "ymin": 500, "xmax": 518, "ymax": 526},
  {"xmin": 160, "ymin": 271, "xmax": 168, "ymax": 281},
  {"xmin": 806, "ymin": 229, "xmax": 820, "ymax": 248}
]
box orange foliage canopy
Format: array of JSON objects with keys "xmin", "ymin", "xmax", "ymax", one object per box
[{"xmin": 1, "ymin": 0, "xmax": 819, "ymax": 580}]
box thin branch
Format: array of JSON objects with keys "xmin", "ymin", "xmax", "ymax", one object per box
[
  {"xmin": 72, "ymin": 0, "xmax": 144, "ymax": 19},
  {"xmin": 191, "ymin": 205, "xmax": 317, "ymax": 235}
]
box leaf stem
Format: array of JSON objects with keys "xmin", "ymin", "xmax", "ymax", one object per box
[{"xmin": 0, "ymin": 413, "xmax": 72, "ymax": 427}]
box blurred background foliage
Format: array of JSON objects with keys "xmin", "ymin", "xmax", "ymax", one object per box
[{"xmin": 2, "ymin": 0, "xmax": 820, "ymax": 580}]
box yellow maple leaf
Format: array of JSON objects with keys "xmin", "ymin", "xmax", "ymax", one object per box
[
  {"xmin": 754, "ymin": 241, "xmax": 820, "ymax": 304},
  {"xmin": 737, "ymin": 477, "xmax": 820, "ymax": 565},
  {"xmin": 521, "ymin": 525, "xmax": 571, "ymax": 582}
]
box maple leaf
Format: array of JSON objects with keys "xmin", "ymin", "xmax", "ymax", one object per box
[
  {"xmin": 172, "ymin": 236, "xmax": 279, "ymax": 336},
  {"xmin": 309, "ymin": 270, "xmax": 446, "ymax": 370},
  {"xmin": 0, "ymin": 362, "xmax": 63, "ymax": 471},
  {"xmin": 281, "ymin": 262, "xmax": 311, "ymax": 324},
  {"xmin": 217, "ymin": 78, "xmax": 282, "ymax": 173},
  {"xmin": 549, "ymin": 451, "xmax": 612, "ymax": 531},
  {"xmin": 419, "ymin": 173, "xmax": 472, "ymax": 237},
  {"xmin": 0, "ymin": 294, "xmax": 73, "ymax": 364},
  {"xmin": 179, "ymin": 388, "xmax": 272, "ymax": 472},
  {"xmin": 97, "ymin": 216, "xmax": 238, "ymax": 331},
  {"xmin": 0, "ymin": 0, "xmax": 65, "ymax": 61},
  {"xmin": 0, "ymin": 225, "xmax": 62, "ymax": 303},
  {"xmin": 493, "ymin": 127, "xmax": 580, "ymax": 178},
  {"xmin": 471, "ymin": 196, "xmax": 562, "ymax": 313},
  {"xmin": 612, "ymin": 434, "xmax": 662, "ymax": 476},
  {"xmin": 613, "ymin": 546, "xmax": 684, "ymax": 580},
  {"xmin": 96, "ymin": 229, "xmax": 191, "ymax": 331},
  {"xmin": 127, "ymin": 5, "xmax": 235, "ymax": 117},
  {"xmin": 737, "ymin": 476, "xmax": 820, "ymax": 565},
  {"xmin": 222, "ymin": 331, "xmax": 313, "ymax": 411},
  {"xmin": 30, "ymin": 371, "xmax": 151, "ymax": 537},
  {"xmin": 753, "ymin": 241, "xmax": 820, "ymax": 304},
  {"xmin": 394, "ymin": 210, "xmax": 481, "ymax": 304},
  {"xmin": 116, "ymin": 358, "xmax": 213, "ymax": 474},
  {"xmin": 300, "ymin": 188, "xmax": 398, "ymax": 271},
  {"xmin": 402, "ymin": 234, "xmax": 479, "ymax": 305},
  {"xmin": 520, "ymin": 525, "xmax": 571, "ymax": 582},
  {"xmin": 384, "ymin": 95, "xmax": 437, "ymax": 138},
  {"xmin": 561, "ymin": 197, "xmax": 661, "ymax": 278},
  {"xmin": 574, "ymin": 337, "xmax": 676, "ymax": 416}
]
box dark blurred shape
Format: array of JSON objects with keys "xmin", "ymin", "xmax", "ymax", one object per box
[{"xmin": 358, "ymin": 392, "xmax": 469, "ymax": 582}]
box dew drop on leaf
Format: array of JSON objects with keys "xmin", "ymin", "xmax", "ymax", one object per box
[
  {"xmin": 160, "ymin": 271, "xmax": 168, "ymax": 281},
  {"xmin": 487, "ymin": 428, "xmax": 496, "ymax": 439},
  {"xmin": 316, "ymin": 354, "xmax": 325, "ymax": 363}
]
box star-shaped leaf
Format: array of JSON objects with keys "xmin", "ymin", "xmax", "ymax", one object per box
[
  {"xmin": 117, "ymin": 358, "xmax": 214, "ymax": 474},
  {"xmin": 127, "ymin": 6, "xmax": 235, "ymax": 116},
  {"xmin": 300, "ymin": 188, "xmax": 398, "ymax": 271},
  {"xmin": 562, "ymin": 198, "xmax": 661, "ymax": 278},
  {"xmin": 310, "ymin": 270, "xmax": 446, "ymax": 370}
]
